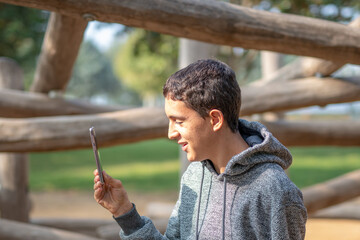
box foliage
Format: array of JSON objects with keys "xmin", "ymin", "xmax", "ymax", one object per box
[
  {"xmin": 113, "ymin": 29, "xmax": 178, "ymax": 97},
  {"xmin": 66, "ymin": 41, "xmax": 141, "ymax": 105},
  {"xmin": 228, "ymin": 0, "xmax": 359, "ymax": 22},
  {"xmin": 257, "ymin": 0, "xmax": 360, "ymax": 22},
  {"xmin": 0, "ymin": 4, "xmax": 48, "ymax": 86},
  {"xmin": 67, "ymin": 41, "xmax": 119, "ymax": 98}
]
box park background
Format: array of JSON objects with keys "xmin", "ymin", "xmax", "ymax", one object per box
[{"xmin": 1, "ymin": 1, "xmax": 360, "ymax": 239}]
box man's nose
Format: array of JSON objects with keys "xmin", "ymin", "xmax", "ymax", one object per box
[{"xmin": 168, "ymin": 123, "xmax": 179, "ymax": 140}]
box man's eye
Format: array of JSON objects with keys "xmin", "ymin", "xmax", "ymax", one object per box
[{"xmin": 175, "ymin": 121, "xmax": 183, "ymax": 125}]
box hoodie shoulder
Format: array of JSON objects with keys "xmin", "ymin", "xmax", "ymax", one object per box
[{"xmin": 225, "ymin": 119, "xmax": 293, "ymax": 177}]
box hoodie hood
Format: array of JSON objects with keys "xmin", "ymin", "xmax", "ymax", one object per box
[{"xmin": 204, "ymin": 119, "xmax": 292, "ymax": 180}]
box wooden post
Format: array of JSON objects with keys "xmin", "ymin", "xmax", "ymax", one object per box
[
  {"xmin": 259, "ymin": 51, "xmax": 285, "ymax": 121},
  {"xmin": 0, "ymin": 57, "xmax": 30, "ymax": 222},
  {"xmin": 30, "ymin": 12, "xmax": 87, "ymax": 94}
]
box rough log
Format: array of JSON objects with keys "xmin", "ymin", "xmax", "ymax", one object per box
[
  {"xmin": 0, "ymin": 57, "xmax": 30, "ymax": 222},
  {"xmin": 241, "ymin": 77, "xmax": 360, "ymax": 116},
  {"xmin": 1, "ymin": 76, "xmax": 360, "ymax": 118},
  {"xmin": 0, "ymin": 88, "xmax": 126, "ymax": 118},
  {"xmin": 0, "ymin": 110, "xmax": 360, "ymax": 152},
  {"xmin": 30, "ymin": 12, "xmax": 87, "ymax": 93},
  {"xmin": 0, "ymin": 218, "xmax": 103, "ymax": 240},
  {"xmin": 312, "ymin": 198, "xmax": 360, "ymax": 220},
  {"xmin": 0, "ymin": 107, "xmax": 169, "ymax": 152},
  {"xmin": 255, "ymin": 17, "xmax": 360, "ymax": 85},
  {"xmin": 1, "ymin": 0, "xmax": 360, "ymax": 64},
  {"xmin": 302, "ymin": 169, "xmax": 360, "ymax": 215},
  {"xmin": 263, "ymin": 120, "xmax": 360, "ymax": 147},
  {"xmin": 31, "ymin": 218, "xmax": 113, "ymax": 237}
]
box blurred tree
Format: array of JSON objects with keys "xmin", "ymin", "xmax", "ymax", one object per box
[
  {"xmin": 67, "ymin": 41, "xmax": 141, "ymax": 106},
  {"xmin": 0, "ymin": 4, "xmax": 49, "ymax": 87},
  {"xmin": 113, "ymin": 29, "xmax": 178, "ymax": 103}
]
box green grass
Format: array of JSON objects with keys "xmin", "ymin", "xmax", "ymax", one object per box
[
  {"xmin": 289, "ymin": 146, "xmax": 360, "ymax": 188},
  {"xmin": 30, "ymin": 139, "xmax": 180, "ymax": 192},
  {"xmin": 30, "ymin": 140, "xmax": 360, "ymax": 192}
]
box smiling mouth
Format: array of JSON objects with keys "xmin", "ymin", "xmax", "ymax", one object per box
[{"xmin": 180, "ymin": 143, "xmax": 188, "ymax": 152}]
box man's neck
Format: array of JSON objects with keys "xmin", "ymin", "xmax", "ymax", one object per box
[{"xmin": 211, "ymin": 130, "xmax": 249, "ymax": 174}]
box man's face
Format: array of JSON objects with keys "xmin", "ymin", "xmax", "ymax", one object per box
[{"xmin": 165, "ymin": 97, "xmax": 215, "ymax": 162}]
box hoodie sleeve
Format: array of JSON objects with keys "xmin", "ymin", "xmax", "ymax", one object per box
[
  {"xmin": 115, "ymin": 175, "xmax": 189, "ymax": 240},
  {"xmin": 115, "ymin": 201, "xmax": 181, "ymax": 240},
  {"xmin": 271, "ymin": 204, "xmax": 307, "ymax": 240}
]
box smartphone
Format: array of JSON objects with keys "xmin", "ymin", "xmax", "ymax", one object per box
[{"xmin": 89, "ymin": 126, "xmax": 104, "ymax": 183}]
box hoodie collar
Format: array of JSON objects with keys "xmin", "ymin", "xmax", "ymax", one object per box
[{"xmin": 204, "ymin": 119, "xmax": 292, "ymax": 181}]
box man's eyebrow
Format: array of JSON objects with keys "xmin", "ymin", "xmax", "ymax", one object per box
[{"xmin": 168, "ymin": 115, "xmax": 186, "ymax": 120}]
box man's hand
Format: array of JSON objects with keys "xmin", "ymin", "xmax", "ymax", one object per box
[{"xmin": 93, "ymin": 169, "xmax": 133, "ymax": 217}]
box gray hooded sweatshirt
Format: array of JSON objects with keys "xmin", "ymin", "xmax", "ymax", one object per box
[{"xmin": 115, "ymin": 119, "xmax": 307, "ymax": 239}]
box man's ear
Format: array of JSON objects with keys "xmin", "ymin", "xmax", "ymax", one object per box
[{"xmin": 209, "ymin": 109, "xmax": 224, "ymax": 132}]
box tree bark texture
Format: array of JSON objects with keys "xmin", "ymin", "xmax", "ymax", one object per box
[
  {"xmin": 302, "ymin": 169, "xmax": 360, "ymax": 215},
  {"xmin": 0, "ymin": 88, "xmax": 126, "ymax": 118},
  {"xmin": 255, "ymin": 17, "xmax": 360, "ymax": 84},
  {"xmin": 241, "ymin": 77, "xmax": 360, "ymax": 116},
  {"xmin": 1, "ymin": 76, "xmax": 359, "ymax": 118},
  {"xmin": 0, "ymin": 58, "xmax": 30, "ymax": 222},
  {"xmin": 1, "ymin": 0, "xmax": 360, "ymax": 64},
  {"xmin": 0, "ymin": 113, "xmax": 359, "ymax": 153},
  {"xmin": 0, "ymin": 107, "xmax": 168, "ymax": 152},
  {"xmin": 0, "ymin": 218, "xmax": 103, "ymax": 240},
  {"xmin": 30, "ymin": 12, "xmax": 87, "ymax": 93}
]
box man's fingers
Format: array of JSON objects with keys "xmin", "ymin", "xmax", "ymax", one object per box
[
  {"xmin": 94, "ymin": 183, "xmax": 105, "ymax": 201},
  {"xmin": 94, "ymin": 175, "xmax": 100, "ymax": 183}
]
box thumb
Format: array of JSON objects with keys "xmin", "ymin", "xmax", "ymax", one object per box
[{"xmin": 103, "ymin": 171, "xmax": 122, "ymax": 187}]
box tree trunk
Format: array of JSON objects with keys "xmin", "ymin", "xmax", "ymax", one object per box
[
  {"xmin": 0, "ymin": 218, "xmax": 103, "ymax": 240},
  {"xmin": 1, "ymin": 76, "xmax": 359, "ymax": 118},
  {"xmin": 263, "ymin": 120, "xmax": 360, "ymax": 147},
  {"xmin": 0, "ymin": 88, "xmax": 126, "ymax": 118},
  {"xmin": 0, "ymin": 107, "xmax": 168, "ymax": 152},
  {"xmin": 259, "ymin": 51, "xmax": 285, "ymax": 121},
  {"xmin": 0, "ymin": 114, "xmax": 359, "ymax": 153},
  {"xmin": 241, "ymin": 77, "xmax": 360, "ymax": 116},
  {"xmin": 255, "ymin": 17, "xmax": 360, "ymax": 85},
  {"xmin": 1, "ymin": 0, "xmax": 360, "ymax": 64},
  {"xmin": 302, "ymin": 169, "xmax": 360, "ymax": 215},
  {"xmin": 0, "ymin": 58, "xmax": 29, "ymax": 222},
  {"xmin": 30, "ymin": 12, "xmax": 87, "ymax": 93},
  {"xmin": 31, "ymin": 218, "xmax": 113, "ymax": 237}
]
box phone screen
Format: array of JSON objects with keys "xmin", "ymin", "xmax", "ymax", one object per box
[{"xmin": 89, "ymin": 127, "xmax": 104, "ymax": 183}]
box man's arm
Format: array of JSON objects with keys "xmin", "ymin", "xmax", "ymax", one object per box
[{"xmin": 271, "ymin": 204, "xmax": 307, "ymax": 240}]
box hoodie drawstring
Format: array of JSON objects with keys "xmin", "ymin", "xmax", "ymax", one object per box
[
  {"xmin": 196, "ymin": 163, "xmax": 228, "ymax": 240},
  {"xmin": 196, "ymin": 164, "xmax": 205, "ymax": 240},
  {"xmin": 222, "ymin": 176, "xmax": 227, "ymax": 240}
]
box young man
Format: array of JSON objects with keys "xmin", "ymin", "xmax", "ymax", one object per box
[{"xmin": 94, "ymin": 59, "xmax": 307, "ymax": 239}]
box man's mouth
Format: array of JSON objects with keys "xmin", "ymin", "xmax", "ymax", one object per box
[{"xmin": 179, "ymin": 142, "xmax": 188, "ymax": 152}]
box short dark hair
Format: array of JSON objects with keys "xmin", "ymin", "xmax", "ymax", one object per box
[{"xmin": 163, "ymin": 59, "xmax": 241, "ymax": 133}]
